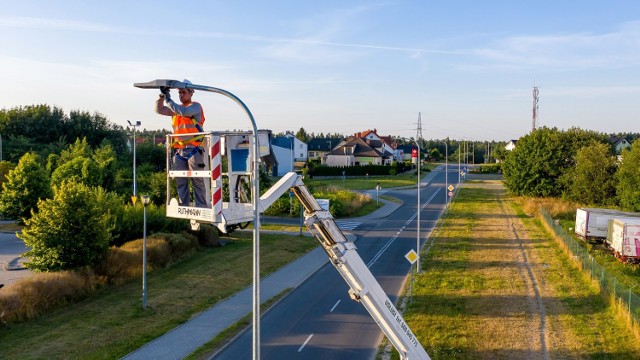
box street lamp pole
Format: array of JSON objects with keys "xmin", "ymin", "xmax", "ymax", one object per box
[
  {"xmin": 416, "ymin": 141, "xmax": 421, "ymax": 273},
  {"xmin": 128, "ymin": 120, "xmax": 141, "ymax": 198},
  {"xmin": 134, "ymin": 80, "xmax": 260, "ymax": 359},
  {"xmin": 445, "ymin": 141, "xmax": 448, "ymax": 209},
  {"xmin": 141, "ymin": 195, "xmax": 150, "ymax": 309}
]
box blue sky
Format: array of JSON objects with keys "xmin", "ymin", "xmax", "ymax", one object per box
[{"xmin": 1, "ymin": 1, "xmax": 639, "ymax": 141}]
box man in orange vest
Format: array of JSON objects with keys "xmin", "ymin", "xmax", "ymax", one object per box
[{"xmin": 155, "ymin": 81, "xmax": 207, "ymax": 207}]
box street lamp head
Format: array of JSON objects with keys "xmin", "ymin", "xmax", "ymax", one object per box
[
  {"xmin": 127, "ymin": 120, "xmax": 142, "ymax": 127},
  {"xmin": 141, "ymin": 195, "xmax": 150, "ymax": 206}
]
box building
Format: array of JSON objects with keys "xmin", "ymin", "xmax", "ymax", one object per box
[
  {"xmin": 325, "ymin": 137, "xmax": 386, "ymax": 167},
  {"xmin": 307, "ymin": 138, "xmax": 343, "ymax": 164},
  {"xmin": 270, "ymin": 133, "xmax": 308, "ymax": 176},
  {"xmin": 609, "ymin": 136, "xmax": 631, "ymax": 154},
  {"xmin": 505, "ymin": 140, "xmax": 518, "ymax": 151}
]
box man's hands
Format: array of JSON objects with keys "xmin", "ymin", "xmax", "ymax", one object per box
[{"xmin": 160, "ymin": 87, "xmax": 171, "ymax": 101}]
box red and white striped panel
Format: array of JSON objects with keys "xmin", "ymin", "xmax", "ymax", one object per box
[{"xmin": 210, "ymin": 136, "xmax": 222, "ymax": 219}]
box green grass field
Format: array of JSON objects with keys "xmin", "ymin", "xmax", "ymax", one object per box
[
  {"xmin": 393, "ymin": 181, "xmax": 640, "ymax": 359},
  {"xmin": 0, "ymin": 231, "xmax": 318, "ymax": 359},
  {"xmin": 306, "ymin": 163, "xmax": 438, "ymax": 191}
]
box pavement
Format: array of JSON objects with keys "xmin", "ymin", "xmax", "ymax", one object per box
[
  {"xmin": 0, "ymin": 220, "xmax": 32, "ymax": 287},
  {"xmin": 122, "ymin": 166, "xmax": 445, "ymax": 360}
]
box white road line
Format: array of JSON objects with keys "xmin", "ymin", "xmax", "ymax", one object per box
[
  {"xmin": 330, "ymin": 299, "xmax": 341, "ymax": 312},
  {"xmin": 298, "ymin": 334, "xmax": 314, "ymax": 352},
  {"xmin": 367, "ymin": 189, "xmax": 440, "ymax": 268}
]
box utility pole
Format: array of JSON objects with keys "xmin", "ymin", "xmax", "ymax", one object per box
[{"xmin": 532, "ymin": 84, "xmax": 539, "ymax": 132}]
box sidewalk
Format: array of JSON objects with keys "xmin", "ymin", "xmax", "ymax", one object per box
[{"xmin": 122, "ymin": 169, "xmax": 441, "ymax": 359}]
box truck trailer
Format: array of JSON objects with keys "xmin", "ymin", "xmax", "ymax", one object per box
[
  {"xmin": 606, "ymin": 218, "xmax": 640, "ymax": 263},
  {"xmin": 574, "ymin": 208, "xmax": 640, "ymax": 240}
]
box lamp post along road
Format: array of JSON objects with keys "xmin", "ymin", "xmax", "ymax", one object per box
[
  {"xmin": 128, "ymin": 120, "xmax": 141, "ymax": 198},
  {"xmin": 135, "ymin": 79, "xmax": 260, "ymax": 358},
  {"xmin": 141, "ymin": 195, "xmax": 150, "ymax": 309},
  {"xmin": 416, "ymin": 142, "xmax": 421, "ymax": 273}
]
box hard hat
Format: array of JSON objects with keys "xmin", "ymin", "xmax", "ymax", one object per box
[{"xmin": 183, "ymin": 79, "xmax": 194, "ymax": 93}]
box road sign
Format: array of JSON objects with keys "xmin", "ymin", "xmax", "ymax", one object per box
[
  {"xmin": 405, "ymin": 249, "xmax": 418, "ymax": 264},
  {"xmin": 131, "ymin": 196, "xmax": 137, "ymax": 205},
  {"xmin": 447, "ymin": 185, "xmax": 454, "ymax": 191},
  {"xmin": 460, "ymin": 171, "xmax": 464, "ymax": 176},
  {"xmin": 448, "ymin": 191, "xmax": 453, "ymax": 197}
]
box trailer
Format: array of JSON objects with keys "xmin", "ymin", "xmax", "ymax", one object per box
[
  {"xmin": 134, "ymin": 79, "xmax": 431, "ymax": 359},
  {"xmin": 574, "ymin": 208, "xmax": 640, "ymax": 241},
  {"xmin": 606, "ymin": 218, "xmax": 640, "ymax": 263}
]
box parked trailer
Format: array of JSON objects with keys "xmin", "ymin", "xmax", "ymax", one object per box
[
  {"xmin": 574, "ymin": 208, "xmax": 640, "ymax": 240},
  {"xmin": 606, "ymin": 218, "xmax": 640, "ymax": 263}
]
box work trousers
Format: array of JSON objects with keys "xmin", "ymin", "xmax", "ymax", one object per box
[{"xmin": 173, "ymin": 147, "xmax": 208, "ymax": 207}]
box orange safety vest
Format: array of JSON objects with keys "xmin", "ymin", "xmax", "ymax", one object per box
[{"xmin": 171, "ymin": 104, "xmax": 205, "ymax": 148}]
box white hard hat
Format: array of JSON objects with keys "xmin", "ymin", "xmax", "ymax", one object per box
[{"xmin": 183, "ymin": 79, "xmax": 194, "ymax": 93}]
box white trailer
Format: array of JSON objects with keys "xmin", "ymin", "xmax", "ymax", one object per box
[
  {"xmin": 574, "ymin": 208, "xmax": 640, "ymax": 240},
  {"xmin": 135, "ymin": 79, "xmax": 431, "ymax": 359},
  {"xmin": 606, "ymin": 218, "xmax": 640, "ymax": 263}
]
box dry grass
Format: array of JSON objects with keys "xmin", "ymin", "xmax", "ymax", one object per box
[
  {"xmin": 0, "ymin": 269, "xmax": 98, "ymax": 324},
  {"xmin": 396, "ymin": 181, "xmax": 640, "ymax": 359},
  {"xmin": 517, "ymin": 196, "xmax": 582, "ymax": 220},
  {"xmin": 1, "ymin": 232, "xmax": 201, "ymax": 325}
]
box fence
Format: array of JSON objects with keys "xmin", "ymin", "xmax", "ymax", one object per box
[{"xmin": 540, "ymin": 208, "xmax": 640, "ymax": 335}]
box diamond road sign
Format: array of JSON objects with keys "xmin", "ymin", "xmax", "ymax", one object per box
[
  {"xmin": 447, "ymin": 185, "xmax": 454, "ymax": 191},
  {"xmin": 405, "ymin": 249, "xmax": 419, "ymax": 264}
]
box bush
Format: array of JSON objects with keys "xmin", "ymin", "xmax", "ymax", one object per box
[
  {"xmin": 310, "ymin": 163, "xmax": 408, "ymax": 177},
  {"xmin": 19, "ymin": 182, "xmax": 114, "ymax": 271},
  {"xmin": 111, "ymin": 203, "xmax": 188, "ymax": 246}
]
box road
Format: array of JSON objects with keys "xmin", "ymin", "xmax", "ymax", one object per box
[
  {"xmin": 212, "ymin": 165, "xmax": 456, "ymax": 359},
  {"xmin": 0, "ymin": 225, "xmax": 31, "ymax": 286}
]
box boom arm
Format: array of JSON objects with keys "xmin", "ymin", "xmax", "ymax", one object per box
[{"xmin": 287, "ymin": 174, "xmax": 430, "ymax": 360}]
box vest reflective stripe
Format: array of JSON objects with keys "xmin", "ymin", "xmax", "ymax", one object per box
[{"xmin": 171, "ymin": 107, "xmax": 205, "ymax": 148}]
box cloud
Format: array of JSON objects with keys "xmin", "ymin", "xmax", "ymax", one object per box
[{"xmin": 467, "ymin": 20, "xmax": 640, "ymax": 71}]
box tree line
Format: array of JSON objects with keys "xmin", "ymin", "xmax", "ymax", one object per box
[{"xmin": 502, "ymin": 127, "xmax": 640, "ymax": 211}]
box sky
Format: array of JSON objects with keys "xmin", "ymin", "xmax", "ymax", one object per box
[{"xmin": 1, "ymin": 0, "xmax": 639, "ymax": 141}]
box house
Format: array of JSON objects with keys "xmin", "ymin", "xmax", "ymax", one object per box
[
  {"xmin": 395, "ymin": 144, "xmax": 419, "ymax": 162},
  {"xmin": 505, "ymin": 140, "xmax": 518, "ymax": 151},
  {"xmin": 325, "ymin": 137, "xmax": 386, "ymax": 167},
  {"xmin": 609, "ymin": 136, "xmax": 631, "ymax": 154},
  {"xmin": 307, "ymin": 138, "xmax": 343, "ymax": 164},
  {"xmin": 270, "ymin": 133, "xmax": 308, "ymax": 176},
  {"xmin": 332, "ymin": 129, "xmax": 397, "ymax": 165}
]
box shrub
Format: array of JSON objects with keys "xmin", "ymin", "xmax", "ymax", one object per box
[{"xmin": 19, "ymin": 182, "xmax": 114, "ymax": 271}]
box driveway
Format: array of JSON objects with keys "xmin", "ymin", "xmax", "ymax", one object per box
[{"xmin": 0, "ymin": 224, "xmax": 32, "ymax": 287}]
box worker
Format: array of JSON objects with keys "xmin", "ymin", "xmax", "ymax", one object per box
[{"xmin": 155, "ymin": 80, "xmax": 207, "ymax": 207}]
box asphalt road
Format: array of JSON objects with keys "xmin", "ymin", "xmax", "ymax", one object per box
[
  {"xmin": 212, "ymin": 165, "xmax": 455, "ymax": 359},
  {"xmin": 0, "ymin": 226, "xmax": 31, "ymax": 286}
]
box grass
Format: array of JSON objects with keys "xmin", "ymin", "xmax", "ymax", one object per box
[
  {"xmin": 392, "ymin": 181, "xmax": 640, "ymax": 359},
  {"xmin": 0, "ymin": 231, "xmax": 318, "ymax": 359},
  {"xmin": 306, "ymin": 163, "xmax": 438, "ymax": 191}
]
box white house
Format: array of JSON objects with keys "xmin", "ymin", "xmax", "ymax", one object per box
[
  {"xmin": 505, "ymin": 140, "xmax": 518, "ymax": 151},
  {"xmin": 271, "ymin": 133, "xmax": 308, "ymax": 176}
]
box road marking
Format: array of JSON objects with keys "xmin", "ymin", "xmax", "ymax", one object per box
[
  {"xmin": 298, "ymin": 334, "xmax": 314, "ymax": 352},
  {"xmin": 330, "ymin": 299, "xmax": 341, "ymax": 312},
  {"xmin": 367, "ymin": 189, "xmax": 440, "ymax": 268},
  {"xmin": 335, "ymin": 220, "xmax": 361, "ymax": 231}
]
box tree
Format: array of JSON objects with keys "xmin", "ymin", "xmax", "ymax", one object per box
[
  {"xmin": 560, "ymin": 142, "xmax": 617, "ymax": 206},
  {"xmin": 429, "ymin": 148, "xmax": 441, "ymax": 161},
  {"xmin": 295, "ymin": 127, "xmax": 311, "ymax": 143},
  {"xmin": 616, "ymin": 145, "xmax": 640, "ymax": 211},
  {"xmin": 502, "ymin": 127, "xmax": 607, "ymax": 197},
  {"xmin": 0, "ymin": 152, "xmax": 52, "ymax": 222},
  {"xmin": 0, "ymin": 161, "xmax": 14, "ymax": 189},
  {"xmin": 18, "ymin": 182, "xmax": 115, "ymax": 271},
  {"xmin": 50, "ymin": 156, "xmax": 100, "ymax": 188}
]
